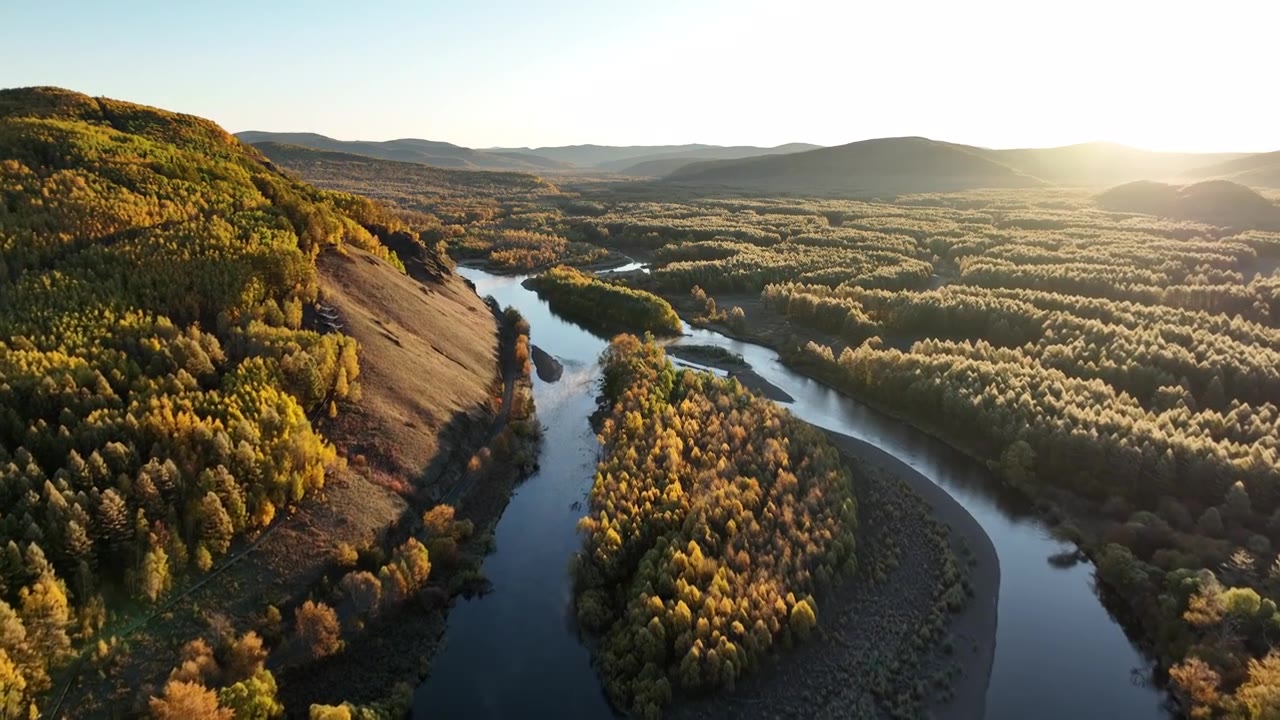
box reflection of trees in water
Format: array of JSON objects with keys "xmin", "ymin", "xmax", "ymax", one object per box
[
  {"xmin": 1090, "ymin": 571, "xmax": 1169, "ymax": 702},
  {"xmin": 1049, "ymin": 550, "xmax": 1087, "ymax": 569}
]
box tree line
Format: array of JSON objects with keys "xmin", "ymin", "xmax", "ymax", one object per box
[{"xmin": 527, "ymin": 266, "xmax": 682, "ymax": 336}]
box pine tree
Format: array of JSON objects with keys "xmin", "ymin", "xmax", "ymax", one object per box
[
  {"xmin": 96, "ymin": 488, "xmax": 131, "ymax": 559},
  {"xmin": 198, "ymin": 493, "xmax": 234, "ymax": 557}
]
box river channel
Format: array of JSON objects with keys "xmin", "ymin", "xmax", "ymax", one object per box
[{"xmin": 413, "ymin": 266, "xmax": 1170, "ymax": 719}]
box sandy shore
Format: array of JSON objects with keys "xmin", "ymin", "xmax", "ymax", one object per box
[
  {"xmin": 670, "ymin": 426, "xmax": 998, "ymax": 720},
  {"xmin": 825, "ymin": 430, "xmax": 998, "ymax": 720}
]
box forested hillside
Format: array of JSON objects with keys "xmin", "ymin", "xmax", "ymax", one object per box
[{"xmin": 0, "ymin": 86, "xmax": 497, "ymax": 716}]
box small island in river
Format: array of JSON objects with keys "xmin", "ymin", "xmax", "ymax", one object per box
[{"xmin": 531, "ymin": 344, "xmax": 564, "ymax": 382}]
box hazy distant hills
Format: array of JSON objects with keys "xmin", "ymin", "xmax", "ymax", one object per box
[
  {"xmin": 238, "ymin": 134, "xmax": 822, "ymax": 175},
  {"xmin": 1096, "ymin": 179, "xmax": 1280, "ymax": 228},
  {"xmin": 1185, "ymin": 151, "xmax": 1280, "ymax": 188},
  {"xmin": 486, "ymin": 143, "xmax": 822, "ymax": 171},
  {"xmin": 975, "ymin": 142, "xmax": 1248, "ymax": 187},
  {"xmin": 252, "ymin": 142, "xmax": 558, "ymax": 211},
  {"xmin": 236, "ymin": 131, "xmax": 570, "ymax": 171},
  {"xmin": 239, "ymin": 129, "xmax": 1280, "ymax": 197},
  {"xmin": 666, "ymin": 137, "xmax": 1047, "ymax": 195},
  {"xmin": 663, "ymin": 138, "xmax": 1280, "ymax": 196},
  {"xmin": 485, "ymin": 144, "xmax": 718, "ymax": 168},
  {"xmin": 602, "ymin": 144, "xmax": 822, "ymax": 174}
]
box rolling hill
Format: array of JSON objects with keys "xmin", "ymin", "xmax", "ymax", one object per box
[
  {"xmin": 605, "ymin": 143, "xmax": 822, "ymax": 174},
  {"xmin": 1185, "ymin": 150, "xmax": 1280, "ymax": 188},
  {"xmin": 974, "ymin": 142, "xmax": 1247, "ymax": 187},
  {"xmin": 665, "ymin": 136, "xmax": 1046, "ymax": 196},
  {"xmin": 236, "ymin": 130, "xmax": 570, "ymax": 171},
  {"xmin": 1096, "ymin": 179, "xmax": 1280, "ymax": 228},
  {"xmin": 488, "ymin": 142, "xmax": 821, "ymax": 171},
  {"xmin": 486, "ymin": 143, "xmax": 720, "ymax": 168}
]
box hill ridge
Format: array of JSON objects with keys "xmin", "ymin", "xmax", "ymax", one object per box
[{"xmin": 235, "ymin": 130, "xmax": 572, "ymax": 171}]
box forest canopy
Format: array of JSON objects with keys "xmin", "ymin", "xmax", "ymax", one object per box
[
  {"xmin": 527, "ymin": 266, "xmax": 683, "ymax": 337},
  {"xmin": 574, "ymin": 336, "xmax": 857, "ymax": 717}
]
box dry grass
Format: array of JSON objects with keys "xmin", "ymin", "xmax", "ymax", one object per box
[{"xmin": 316, "ymin": 246, "xmax": 500, "ymax": 493}]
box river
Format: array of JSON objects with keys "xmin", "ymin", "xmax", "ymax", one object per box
[{"xmin": 414, "ymin": 266, "xmax": 1170, "ymax": 719}]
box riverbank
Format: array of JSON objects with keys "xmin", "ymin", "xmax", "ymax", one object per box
[
  {"xmin": 455, "ymin": 251, "xmax": 636, "ymax": 276},
  {"xmin": 668, "ymin": 426, "xmax": 998, "ymax": 720},
  {"xmin": 826, "ymin": 430, "xmax": 998, "ymax": 720},
  {"xmin": 666, "ymin": 343, "xmax": 794, "ymax": 403},
  {"xmin": 664, "ymin": 289, "xmax": 1169, "ymax": 718},
  {"xmin": 275, "ymin": 293, "xmax": 542, "ymax": 714}
]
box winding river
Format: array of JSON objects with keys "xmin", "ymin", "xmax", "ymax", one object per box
[{"xmin": 413, "ymin": 266, "xmax": 1171, "ymax": 719}]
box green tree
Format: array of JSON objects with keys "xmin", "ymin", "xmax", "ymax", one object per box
[{"xmin": 218, "ymin": 669, "xmax": 283, "ymax": 720}]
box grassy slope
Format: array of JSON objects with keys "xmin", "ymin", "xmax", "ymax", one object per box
[{"xmin": 315, "ymin": 246, "xmax": 499, "ymax": 492}]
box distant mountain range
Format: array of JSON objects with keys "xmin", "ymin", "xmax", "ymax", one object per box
[
  {"xmin": 237, "ymin": 134, "xmax": 823, "ymax": 175},
  {"xmin": 667, "ymin": 137, "xmax": 1046, "ymax": 195},
  {"xmin": 1185, "ymin": 151, "xmax": 1280, "ymax": 188},
  {"xmin": 665, "ymin": 139, "xmax": 1280, "ymax": 196},
  {"xmin": 235, "ymin": 131, "xmax": 572, "ymax": 172},
  {"xmin": 976, "ymin": 143, "xmax": 1247, "ymax": 187},
  {"xmin": 239, "ymin": 130, "xmax": 1280, "ymax": 197},
  {"xmin": 485, "ymin": 143, "xmax": 824, "ymax": 174}
]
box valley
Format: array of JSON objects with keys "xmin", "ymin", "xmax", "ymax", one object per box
[{"xmin": 3, "ymin": 75, "xmax": 1279, "ymax": 720}]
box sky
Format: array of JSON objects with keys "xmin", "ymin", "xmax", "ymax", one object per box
[{"xmin": 3, "ymin": 0, "xmax": 1277, "ymax": 152}]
